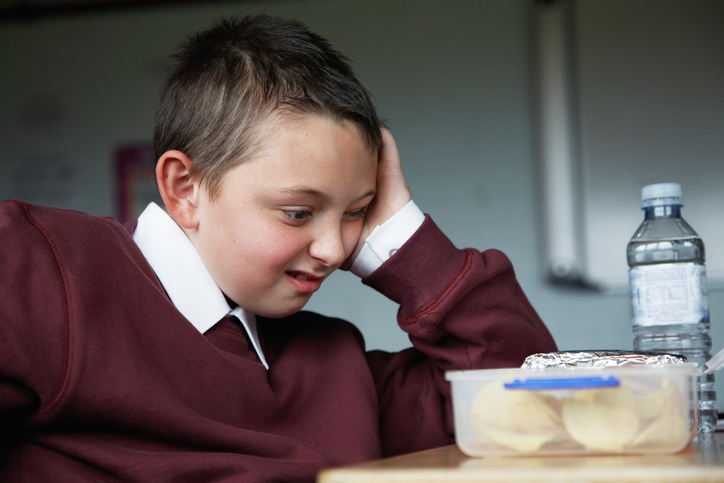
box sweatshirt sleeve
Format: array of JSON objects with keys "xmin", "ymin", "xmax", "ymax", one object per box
[
  {"xmin": 363, "ymin": 215, "xmax": 557, "ymax": 456},
  {"xmin": 0, "ymin": 201, "xmax": 70, "ymax": 429}
]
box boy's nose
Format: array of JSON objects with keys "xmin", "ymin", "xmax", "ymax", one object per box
[{"xmin": 309, "ymin": 224, "xmax": 346, "ymax": 267}]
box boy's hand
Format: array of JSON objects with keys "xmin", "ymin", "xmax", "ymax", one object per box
[{"xmin": 341, "ymin": 127, "xmax": 412, "ymax": 270}]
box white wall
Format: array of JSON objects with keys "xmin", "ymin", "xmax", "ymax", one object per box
[
  {"xmin": 2, "ymin": 0, "xmax": 723, "ymax": 408},
  {"xmin": 575, "ymin": 0, "xmax": 724, "ymax": 291}
]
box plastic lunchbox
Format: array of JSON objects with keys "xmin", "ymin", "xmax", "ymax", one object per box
[{"xmin": 445, "ymin": 363, "xmax": 699, "ymax": 457}]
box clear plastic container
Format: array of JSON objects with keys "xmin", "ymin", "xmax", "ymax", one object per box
[
  {"xmin": 445, "ymin": 364, "xmax": 699, "ymax": 457},
  {"xmin": 627, "ymin": 182, "xmax": 717, "ymax": 432}
]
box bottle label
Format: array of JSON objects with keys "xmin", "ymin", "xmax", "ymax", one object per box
[{"xmin": 629, "ymin": 262, "xmax": 709, "ymax": 327}]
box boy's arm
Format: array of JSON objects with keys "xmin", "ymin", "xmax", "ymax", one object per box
[
  {"xmin": 0, "ymin": 201, "xmax": 67, "ymax": 429},
  {"xmin": 364, "ymin": 217, "xmax": 558, "ymax": 456},
  {"xmin": 348, "ymin": 127, "xmax": 555, "ymax": 371},
  {"xmin": 347, "ymin": 130, "xmax": 557, "ymax": 456}
]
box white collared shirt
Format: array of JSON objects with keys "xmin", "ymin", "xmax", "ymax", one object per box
[
  {"xmin": 132, "ymin": 203, "xmax": 269, "ymax": 369},
  {"xmin": 132, "ymin": 201, "xmax": 424, "ymax": 370}
]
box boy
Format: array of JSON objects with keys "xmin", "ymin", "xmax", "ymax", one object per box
[{"xmin": 0, "ymin": 15, "xmax": 556, "ymax": 482}]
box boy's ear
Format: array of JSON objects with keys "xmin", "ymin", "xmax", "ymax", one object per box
[{"xmin": 156, "ymin": 150, "xmax": 201, "ymax": 230}]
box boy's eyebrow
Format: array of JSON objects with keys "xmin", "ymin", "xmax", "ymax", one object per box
[{"xmin": 274, "ymin": 187, "xmax": 376, "ymax": 202}]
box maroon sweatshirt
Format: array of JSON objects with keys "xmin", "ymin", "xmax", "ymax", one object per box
[{"xmin": 0, "ymin": 200, "xmax": 556, "ymax": 482}]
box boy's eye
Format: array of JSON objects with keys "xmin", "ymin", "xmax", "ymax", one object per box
[
  {"xmin": 283, "ymin": 210, "xmax": 313, "ymax": 223},
  {"xmin": 344, "ymin": 206, "xmax": 368, "ymax": 221}
]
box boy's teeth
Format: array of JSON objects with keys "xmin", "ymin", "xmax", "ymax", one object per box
[{"xmin": 295, "ymin": 274, "xmax": 309, "ymax": 281}]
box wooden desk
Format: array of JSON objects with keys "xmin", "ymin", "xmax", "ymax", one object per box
[{"xmin": 318, "ymin": 432, "xmax": 724, "ymax": 483}]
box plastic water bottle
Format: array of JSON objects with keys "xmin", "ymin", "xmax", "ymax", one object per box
[{"xmin": 627, "ymin": 182, "xmax": 717, "ymax": 433}]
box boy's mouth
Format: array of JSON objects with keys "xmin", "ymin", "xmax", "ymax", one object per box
[
  {"xmin": 286, "ymin": 270, "xmax": 322, "ymax": 281},
  {"xmin": 285, "ymin": 271, "xmax": 323, "ymax": 294}
]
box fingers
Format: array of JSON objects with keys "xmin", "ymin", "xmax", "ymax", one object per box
[{"xmin": 372, "ymin": 127, "xmax": 412, "ymax": 225}]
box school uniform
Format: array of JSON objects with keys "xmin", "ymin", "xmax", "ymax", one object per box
[{"xmin": 0, "ymin": 199, "xmax": 556, "ymax": 482}]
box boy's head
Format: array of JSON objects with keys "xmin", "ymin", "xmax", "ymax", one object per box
[
  {"xmin": 154, "ymin": 14, "xmax": 382, "ymax": 199},
  {"xmin": 154, "ymin": 15, "xmax": 385, "ymax": 318}
]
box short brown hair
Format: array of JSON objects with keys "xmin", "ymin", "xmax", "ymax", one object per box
[{"xmin": 154, "ymin": 15, "xmax": 382, "ymax": 198}]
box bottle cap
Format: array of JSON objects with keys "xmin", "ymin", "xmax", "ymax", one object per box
[{"xmin": 641, "ymin": 182, "xmax": 682, "ymax": 208}]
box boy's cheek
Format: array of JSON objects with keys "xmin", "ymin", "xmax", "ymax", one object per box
[
  {"xmin": 346, "ymin": 223, "xmax": 365, "ymax": 250},
  {"xmin": 338, "ymin": 225, "xmax": 364, "ymax": 271}
]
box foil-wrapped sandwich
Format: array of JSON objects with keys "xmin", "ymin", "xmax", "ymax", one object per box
[{"xmin": 522, "ymin": 350, "xmax": 688, "ymax": 369}]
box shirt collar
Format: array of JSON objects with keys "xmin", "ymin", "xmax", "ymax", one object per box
[{"xmin": 132, "ymin": 202, "xmax": 269, "ymax": 369}]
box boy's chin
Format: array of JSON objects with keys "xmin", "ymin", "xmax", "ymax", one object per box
[{"xmin": 256, "ymin": 298, "xmax": 310, "ymax": 319}]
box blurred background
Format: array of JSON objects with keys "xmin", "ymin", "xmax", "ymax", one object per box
[{"xmin": 1, "ymin": 0, "xmax": 723, "ymax": 407}]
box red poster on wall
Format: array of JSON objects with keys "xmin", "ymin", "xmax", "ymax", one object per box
[{"xmin": 115, "ymin": 143, "xmax": 161, "ymax": 223}]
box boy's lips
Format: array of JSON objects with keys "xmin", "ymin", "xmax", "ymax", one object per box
[{"xmin": 285, "ymin": 270, "xmax": 324, "ymax": 294}]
